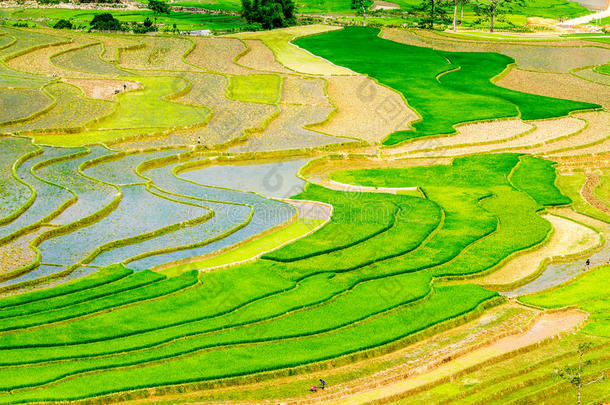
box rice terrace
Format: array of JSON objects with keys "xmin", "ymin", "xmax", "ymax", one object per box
[{"xmin": 0, "ymin": 0, "xmax": 609, "ymax": 401}]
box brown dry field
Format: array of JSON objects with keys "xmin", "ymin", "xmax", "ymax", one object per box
[
  {"xmin": 475, "ymin": 214, "xmax": 600, "ymax": 287},
  {"xmin": 118, "ymin": 36, "xmax": 198, "ymax": 72},
  {"xmin": 7, "ymin": 37, "xmax": 99, "ymax": 78},
  {"xmin": 62, "ymin": 78, "xmax": 141, "ymax": 101},
  {"xmin": 237, "ymin": 39, "xmax": 293, "ymax": 73},
  {"xmin": 581, "ymin": 172, "xmax": 610, "ymax": 215},
  {"xmin": 228, "ymin": 104, "xmax": 344, "ymax": 152},
  {"xmin": 496, "ymin": 69, "xmax": 610, "ymax": 110},
  {"xmin": 312, "ymin": 75, "xmax": 418, "ymax": 144},
  {"xmin": 383, "ymin": 29, "xmax": 610, "ymax": 73},
  {"xmin": 186, "ymin": 37, "xmax": 253, "ymax": 75},
  {"xmin": 388, "ymin": 116, "xmax": 585, "ymax": 158},
  {"xmin": 282, "ymin": 77, "xmax": 330, "ymax": 106},
  {"xmin": 386, "ymin": 119, "xmax": 532, "ymax": 156},
  {"xmin": 0, "ymin": 230, "xmax": 43, "ymax": 276}
]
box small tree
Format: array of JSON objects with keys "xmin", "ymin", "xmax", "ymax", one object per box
[
  {"xmin": 452, "ymin": 0, "xmax": 468, "ymax": 30},
  {"xmin": 351, "ymin": 0, "xmax": 373, "ymax": 26},
  {"xmin": 148, "ymin": 0, "xmax": 171, "ymax": 26},
  {"xmin": 90, "ymin": 13, "xmax": 123, "ymax": 31},
  {"xmin": 53, "ymin": 19, "xmax": 73, "ymax": 29},
  {"xmin": 459, "ymin": 0, "xmax": 469, "ymax": 26},
  {"xmin": 556, "ymin": 343, "xmax": 605, "ymax": 405},
  {"xmin": 472, "ymin": 0, "xmax": 523, "ymax": 32}
]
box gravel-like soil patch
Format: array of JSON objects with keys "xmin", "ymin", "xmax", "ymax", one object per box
[{"xmin": 313, "ymin": 75, "xmax": 418, "ymax": 144}]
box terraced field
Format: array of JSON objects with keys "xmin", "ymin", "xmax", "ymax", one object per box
[{"xmin": 0, "ymin": 23, "xmax": 608, "ymax": 405}]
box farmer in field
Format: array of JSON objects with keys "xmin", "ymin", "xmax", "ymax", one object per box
[{"xmin": 319, "ymin": 379, "xmax": 326, "ymax": 389}]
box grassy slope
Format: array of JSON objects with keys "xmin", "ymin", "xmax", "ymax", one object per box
[
  {"xmin": 294, "ymin": 27, "xmax": 598, "ymax": 145},
  {"xmin": 520, "ymin": 265, "xmax": 610, "ymax": 337},
  {"xmin": 227, "ymin": 74, "xmax": 281, "ymax": 104},
  {"xmin": 510, "ymin": 155, "xmax": 571, "ymax": 206},
  {"xmin": 556, "ymin": 172, "xmax": 610, "ymax": 224}
]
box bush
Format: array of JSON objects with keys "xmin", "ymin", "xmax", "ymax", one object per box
[
  {"xmin": 53, "ymin": 19, "xmax": 73, "ymax": 29},
  {"xmin": 90, "ymin": 13, "xmax": 123, "ymax": 31},
  {"xmin": 241, "ymin": 0, "xmax": 296, "ymax": 29},
  {"xmin": 131, "ymin": 21, "xmax": 157, "ymax": 34}
]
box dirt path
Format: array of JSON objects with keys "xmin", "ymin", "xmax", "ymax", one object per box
[
  {"xmin": 330, "ymin": 309, "xmax": 588, "ymax": 405},
  {"xmin": 582, "ymin": 172, "xmax": 610, "ymax": 215}
]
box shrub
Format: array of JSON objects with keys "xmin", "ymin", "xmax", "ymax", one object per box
[
  {"xmin": 53, "ymin": 19, "xmax": 73, "ymax": 30},
  {"xmin": 90, "ymin": 13, "xmax": 123, "ymax": 31},
  {"xmin": 241, "ymin": 0, "xmax": 296, "ymax": 29}
]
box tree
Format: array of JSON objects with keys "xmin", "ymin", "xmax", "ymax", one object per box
[
  {"xmin": 90, "ymin": 13, "xmax": 123, "ymax": 31},
  {"xmin": 241, "ymin": 0, "xmax": 295, "ymax": 29},
  {"xmin": 472, "ymin": 0, "xmax": 523, "ymax": 32},
  {"xmin": 452, "ymin": 0, "xmax": 468, "ymax": 30},
  {"xmin": 418, "ymin": 0, "xmax": 448, "ymax": 29},
  {"xmin": 53, "ymin": 19, "xmax": 73, "ymax": 29},
  {"xmin": 148, "ymin": 0, "xmax": 171, "ymax": 26},
  {"xmin": 556, "ymin": 343, "xmax": 605, "ymax": 405},
  {"xmin": 459, "ymin": 0, "xmax": 468, "ymax": 26},
  {"xmin": 350, "ymin": 0, "xmax": 373, "ymax": 26}
]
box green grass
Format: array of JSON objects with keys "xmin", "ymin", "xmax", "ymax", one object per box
[
  {"xmin": 594, "ymin": 171, "xmax": 610, "ymax": 208},
  {"xmin": 556, "ymin": 172, "xmax": 610, "ymax": 224},
  {"xmin": 595, "ymin": 64, "xmax": 610, "ymax": 75},
  {"xmin": 0, "ymin": 265, "xmax": 132, "ymax": 309},
  {"xmin": 331, "ymin": 154, "xmax": 554, "ymax": 278},
  {"xmin": 165, "ymin": 0, "xmax": 242, "ymax": 11},
  {"xmin": 0, "ymin": 74, "xmax": 49, "ymax": 88},
  {"xmin": 89, "ymin": 76, "xmax": 210, "ymax": 132},
  {"xmin": 509, "ymin": 155, "xmax": 571, "ymax": 206},
  {"xmin": 227, "ymin": 74, "xmax": 281, "ymax": 104},
  {"xmin": 520, "ymin": 265, "xmax": 610, "ymax": 337},
  {"xmin": 0, "ymin": 270, "xmax": 164, "ymax": 319},
  {"xmin": 294, "ymin": 27, "xmax": 599, "ymax": 145},
  {"xmin": 160, "ymin": 218, "xmax": 325, "ymax": 277},
  {"xmin": 264, "ymin": 186, "xmax": 414, "ymax": 262},
  {"xmin": 0, "ymin": 271, "xmax": 197, "ymax": 332},
  {"xmin": 0, "ymin": 284, "xmax": 496, "ymax": 401},
  {"xmin": 7, "ymin": 8, "xmax": 245, "ymax": 32}
]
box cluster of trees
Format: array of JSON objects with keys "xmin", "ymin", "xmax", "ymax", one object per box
[
  {"xmin": 54, "ymin": 0, "xmax": 173, "ymax": 33},
  {"xmin": 241, "ymin": 0, "xmax": 296, "ymax": 29},
  {"xmin": 418, "ymin": 0, "xmax": 524, "ymax": 32}
]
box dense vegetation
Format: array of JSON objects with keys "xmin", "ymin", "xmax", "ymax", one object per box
[{"xmin": 241, "ymin": 0, "xmax": 296, "ymax": 29}]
